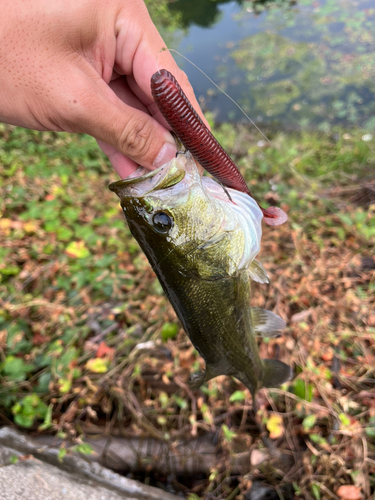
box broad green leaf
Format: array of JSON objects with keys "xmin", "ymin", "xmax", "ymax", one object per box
[
  {"xmin": 229, "ymin": 390, "xmax": 246, "ymax": 403},
  {"xmin": 2, "ymin": 356, "xmax": 33, "ymax": 381},
  {"xmin": 0, "ymin": 266, "xmax": 20, "ymax": 276},
  {"xmin": 12, "ymin": 395, "xmax": 48, "ymax": 428},
  {"xmin": 303, "ymin": 414, "xmax": 317, "ymax": 431},
  {"xmin": 173, "ymin": 395, "xmax": 188, "ymax": 410},
  {"xmin": 73, "ymin": 443, "xmax": 95, "ymax": 455},
  {"xmin": 58, "ymin": 378, "xmax": 72, "ymax": 394},
  {"xmin": 161, "ymin": 322, "xmax": 179, "ymax": 342},
  {"xmin": 339, "ymin": 413, "xmax": 351, "ymax": 428},
  {"xmin": 311, "ymin": 483, "xmax": 321, "ymax": 500},
  {"xmin": 293, "ymin": 379, "xmax": 313, "ymax": 402},
  {"xmin": 222, "ymin": 424, "xmax": 236, "ymax": 442},
  {"xmin": 14, "ymin": 414, "xmax": 34, "ymax": 428},
  {"xmin": 58, "ymin": 448, "xmax": 67, "ymax": 462}
]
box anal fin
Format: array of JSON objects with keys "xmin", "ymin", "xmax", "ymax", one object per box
[
  {"xmin": 262, "ymin": 359, "xmax": 292, "ymax": 388},
  {"xmin": 251, "ymin": 308, "xmax": 286, "ymax": 338}
]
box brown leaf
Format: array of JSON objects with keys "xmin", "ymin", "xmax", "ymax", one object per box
[
  {"xmin": 84, "ymin": 340, "xmax": 98, "ymax": 354},
  {"xmin": 291, "ymin": 308, "xmax": 313, "ymax": 323},
  {"xmin": 62, "ymin": 402, "xmax": 78, "ymax": 423},
  {"xmin": 32, "ymin": 333, "xmax": 49, "ymax": 346},
  {"xmin": 179, "ymin": 348, "xmax": 196, "ymax": 368},
  {"xmin": 251, "ymin": 449, "xmax": 267, "ymax": 466},
  {"xmin": 321, "ymin": 348, "xmax": 334, "ymax": 361},
  {"xmin": 337, "ymin": 485, "xmax": 363, "ymax": 500},
  {"xmin": 0, "ymin": 330, "xmax": 7, "ymax": 349},
  {"xmin": 18, "ymin": 454, "xmax": 35, "ymax": 462}
]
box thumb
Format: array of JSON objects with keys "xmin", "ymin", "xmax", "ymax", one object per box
[{"xmin": 63, "ymin": 73, "xmax": 177, "ymax": 172}]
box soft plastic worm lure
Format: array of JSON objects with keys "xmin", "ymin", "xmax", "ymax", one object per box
[{"xmin": 151, "ymin": 69, "xmax": 287, "ymax": 226}]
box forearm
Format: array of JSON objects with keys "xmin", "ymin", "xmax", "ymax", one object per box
[{"xmin": 0, "ymin": 0, "xmax": 204, "ymax": 177}]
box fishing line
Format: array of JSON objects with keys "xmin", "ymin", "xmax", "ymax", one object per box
[
  {"xmin": 158, "ymin": 47, "xmax": 271, "ymax": 144},
  {"xmin": 156, "ymin": 47, "xmax": 313, "ymax": 192},
  {"xmin": 167, "ymin": 48, "xmax": 375, "ymax": 233}
]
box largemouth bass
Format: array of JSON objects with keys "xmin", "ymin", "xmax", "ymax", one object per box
[{"xmin": 109, "ymin": 152, "xmax": 291, "ymax": 401}]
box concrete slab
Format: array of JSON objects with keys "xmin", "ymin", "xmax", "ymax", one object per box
[{"xmin": 0, "ymin": 427, "xmax": 181, "ymax": 500}]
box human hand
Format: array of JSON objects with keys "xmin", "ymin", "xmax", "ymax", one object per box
[{"xmin": 0, "ymin": 0, "xmax": 205, "ymax": 178}]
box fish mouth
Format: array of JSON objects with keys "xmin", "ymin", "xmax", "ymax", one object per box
[
  {"xmin": 109, "ymin": 165, "xmax": 164, "ymax": 191},
  {"xmin": 109, "ymin": 155, "xmax": 188, "ymax": 200}
]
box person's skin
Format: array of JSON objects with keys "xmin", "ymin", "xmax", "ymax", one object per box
[{"xmin": 0, "ymin": 0, "xmax": 206, "ymax": 178}]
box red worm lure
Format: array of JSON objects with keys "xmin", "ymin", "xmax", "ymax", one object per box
[{"xmin": 151, "ymin": 69, "xmax": 287, "ymax": 226}]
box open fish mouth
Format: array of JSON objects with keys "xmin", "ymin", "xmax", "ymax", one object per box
[
  {"xmin": 109, "ymin": 154, "xmax": 188, "ymax": 198},
  {"xmin": 110, "ymin": 152, "xmax": 264, "ymax": 273}
]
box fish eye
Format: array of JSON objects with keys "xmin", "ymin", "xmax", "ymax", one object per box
[{"xmin": 152, "ymin": 211, "xmax": 173, "ymax": 233}]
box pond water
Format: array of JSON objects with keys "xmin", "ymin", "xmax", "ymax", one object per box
[{"xmin": 159, "ymin": 0, "xmax": 375, "ymax": 131}]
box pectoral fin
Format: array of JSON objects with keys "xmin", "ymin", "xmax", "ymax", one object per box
[
  {"xmin": 197, "ymin": 232, "xmax": 227, "ymax": 250},
  {"xmin": 248, "ymin": 260, "xmax": 269, "ymax": 284},
  {"xmin": 262, "ymin": 359, "xmax": 292, "ymax": 388},
  {"xmin": 251, "ymin": 308, "xmax": 286, "ymax": 338}
]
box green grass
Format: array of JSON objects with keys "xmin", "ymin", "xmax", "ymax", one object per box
[{"xmin": 0, "ymin": 123, "xmax": 375, "ymax": 498}]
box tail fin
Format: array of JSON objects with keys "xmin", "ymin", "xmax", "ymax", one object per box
[{"xmin": 262, "ymin": 359, "xmax": 292, "ymax": 388}]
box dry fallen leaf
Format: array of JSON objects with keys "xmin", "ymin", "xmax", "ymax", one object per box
[
  {"xmin": 32, "ymin": 333, "xmax": 49, "ymax": 346},
  {"xmin": 321, "ymin": 348, "xmax": 334, "ymax": 361},
  {"xmin": 266, "ymin": 414, "xmax": 284, "ymax": 439},
  {"xmin": 0, "ymin": 330, "xmax": 7, "ymax": 348},
  {"xmin": 96, "ymin": 341, "xmax": 115, "ymax": 360},
  {"xmin": 251, "ymin": 449, "xmax": 268, "ymax": 466},
  {"xmin": 23, "ymin": 221, "xmax": 38, "ymax": 233},
  {"xmin": 61, "ymin": 401, "xmax": 78, "ymax": 423},
  {"xmin": 179, "ymin": 348, "xmax": 196, "ymax": 368},
  {"xmin": 290, "ymin": 308, "xmax": 314, "ymax": 323},
  {"xmin": 85, "ymin": 358, "xmax": 109, "ymax": 374},
  {"xmin": 337, "ymin": 485, "xmax": 363, "ymax": 500}
]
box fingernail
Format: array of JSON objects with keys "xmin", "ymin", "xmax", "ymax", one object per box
[{"xmin": 153, "ymin": 141, "xmax": 177, "ymax": 168}]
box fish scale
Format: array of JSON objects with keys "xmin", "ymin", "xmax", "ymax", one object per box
[{"xmin": 110, "ymin": 152, "xmax": 291, "ymax": 402}]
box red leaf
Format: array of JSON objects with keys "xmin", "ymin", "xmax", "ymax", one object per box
[
  {"xmin": 32, "ymin": 333, "xmax": 49, "ymax": 346},
  {"xmin": 96, "ymin": 341, "xmax": 115, "ymax": 360}
]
